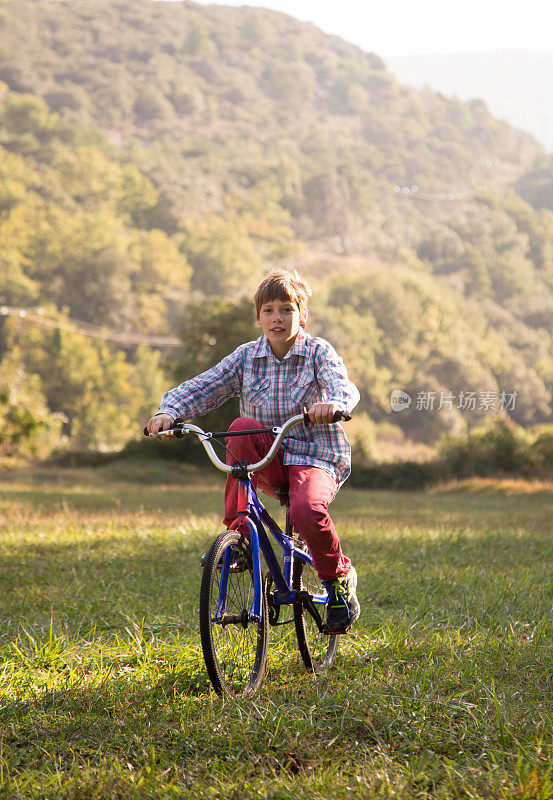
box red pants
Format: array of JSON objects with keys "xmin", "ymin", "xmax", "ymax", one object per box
[{"xmin": 223, "ymin": 417, "xmax": 351, "ymax": 581}]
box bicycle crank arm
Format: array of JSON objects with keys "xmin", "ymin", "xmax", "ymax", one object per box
[{"xmin": 295, "ymin": 591, "xmax": 326, "ymax": 633}]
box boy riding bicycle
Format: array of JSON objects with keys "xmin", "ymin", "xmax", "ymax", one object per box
[{"xmin": 147, "ymin": 269, "xmax": 361, "ymax": 633}]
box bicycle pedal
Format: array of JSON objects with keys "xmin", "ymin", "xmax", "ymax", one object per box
[{"xmin": 322, "ymin": 623, "xmax": 349, "ymax": 635}]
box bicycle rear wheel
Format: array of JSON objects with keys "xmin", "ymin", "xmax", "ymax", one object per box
[
  {"xmin": 293, "ymin": 556, "xmax": 339, "ymax": 672},
  {"xmin": 199, "ymin": 531, "xmax": 268, "ymax": 696}
]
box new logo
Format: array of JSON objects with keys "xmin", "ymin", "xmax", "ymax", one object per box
[{"xmin": 390, "ymin": 390, "xmax": 412, "ymax": 412}]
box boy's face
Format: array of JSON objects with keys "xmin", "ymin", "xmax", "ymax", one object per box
[{"xmin": 257, "ymin": 298, "xmax": 305, "ymax": 357}]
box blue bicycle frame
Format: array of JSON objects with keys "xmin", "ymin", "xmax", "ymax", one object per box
[{"xmin": 216, "ymin": 477, "xmax": 328, "ymax": 624}]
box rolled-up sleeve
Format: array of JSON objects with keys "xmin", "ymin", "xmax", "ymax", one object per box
[
  {"xmin": 157, "ymin": 345, "xmax": 246, "ymax": 420},
  {"xmin": 314, "ymin": 341, "xmax": 360, "ymax": 414}
]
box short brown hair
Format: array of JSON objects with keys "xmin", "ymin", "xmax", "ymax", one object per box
[{"xmin": 254, "ymin": 268, "xmax": 312, "ymax": 327}]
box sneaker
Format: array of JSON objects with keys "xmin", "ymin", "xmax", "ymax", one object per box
[{"xmin": 323, "ymin": 567, "xmax": 360, "ymax": 633}]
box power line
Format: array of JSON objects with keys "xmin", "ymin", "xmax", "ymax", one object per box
[
  {"xmin": 0, "ymin": 305, "xmax": 181, "ymax": 347},
  {"xmin": 392, "ymin": 184, "xmax": 468, "ymax": 201},
  {"xmin": 391, "ymin": 131, "xmax": 528, "ymax": 202}
]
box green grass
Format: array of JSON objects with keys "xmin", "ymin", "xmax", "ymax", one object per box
[{"xmin": 2, "ymin": 459, "xmax": 553, "ymax": 798}]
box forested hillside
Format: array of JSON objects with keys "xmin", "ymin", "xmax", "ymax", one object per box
[
  {"xmin": 1, "ymin": 0, "xmax": 553, "ymax": 456},
  {"xmin": 387, "ymin": 51, "xmax": 553, "ymax": 151}
]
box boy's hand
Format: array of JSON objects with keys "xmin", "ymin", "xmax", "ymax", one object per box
[
  {"xmin": 307, "ymin": 402, "xmax": 342, "ymax": 424},
  {"xmin": 146, "ymin": 414, "xmax": 175, "ymax": 439}
]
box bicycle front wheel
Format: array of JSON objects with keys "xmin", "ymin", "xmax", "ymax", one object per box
[
  {"xmin": 293, "ymin": 556, "xmax": 339, "ymax": 672},
  {"xmin": 199, "ymin": 531, "xmax": 268, "ymax": 696}
]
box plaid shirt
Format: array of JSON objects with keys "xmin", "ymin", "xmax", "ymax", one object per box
[{"xmin": 158, "ymin": 329, "xmax": 360, "ymax": 484}]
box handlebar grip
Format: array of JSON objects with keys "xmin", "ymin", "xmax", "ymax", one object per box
[
  {"xmin": 143, "ymin": 425, "xmax": 184, "ymax": 439},
  {"xmin": 143, "ymin": 422, "xmax": 186, "ymax": 438},
  {"xmin": 302, "ymin": 407, "xmax": 351, "ymax": 426}
]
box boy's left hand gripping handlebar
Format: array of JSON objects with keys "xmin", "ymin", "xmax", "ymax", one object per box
[{"xmin": 301, "ymin": 407, "xmax": 351, "ymax": 426}]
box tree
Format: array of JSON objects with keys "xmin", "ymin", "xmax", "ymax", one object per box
[
  {"xmin": 17, "ymin": 316, "xmax": 163, "ymax": 450},
  {"xmin": 172, "ymin": 297, "xmax": 258, "ymax": 430},
  {"xmin": 0, "ymin": 348, "xmax": 64, "ymax": 457},
  {"xmin": 181, "ymin": 214, "xmax": 263, "ymax": 298}
]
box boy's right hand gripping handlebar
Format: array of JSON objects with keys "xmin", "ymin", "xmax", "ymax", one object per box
[{"xmin": 143, "ymin": 423, "xmax": 184, "ymax": 437}]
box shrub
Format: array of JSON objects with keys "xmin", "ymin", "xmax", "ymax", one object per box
[
  {"xmin": 350, "ymin": 460, "xmax": 443, "ymax": 490},
  {"xmin": 528, "ymin": 427, "xmax": 553, "ymax": 469},
  {"xmin": 439, "ymin": 417, "xmax": 534, "ymax": 478}
]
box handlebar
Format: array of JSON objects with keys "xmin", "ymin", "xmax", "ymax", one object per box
[{"xmin": 143, "ymin": 409, "xmax": 350, "ymax": 476}]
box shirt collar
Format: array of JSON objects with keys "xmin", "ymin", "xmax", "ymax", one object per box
[
  {"xmin": 285, "ymin": 327, "xmax": 309, "ymax": 359},
  {"xmin": 252, "ymin": 329, "xmax": 310, "ymax": 361},
  {"xmin": 252, "ymin": 335, "xmax": 272, "ymax": 359}
]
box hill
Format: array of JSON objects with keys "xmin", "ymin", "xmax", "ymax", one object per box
[
  {"xmin": 0, "ymin": 1, "xmax": 543, "ymax": 241},
  {"xmin": 1, "ymin": 0, "xmax": 553, "ymax": 453},
  {"xmin": 386, "ymin": 50, "xmax": 553, "ymax": 152}
]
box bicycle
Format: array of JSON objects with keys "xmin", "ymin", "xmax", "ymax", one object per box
[{"xmin": 145, "ymin": 409, "xmax": 350, "ymax": 697}]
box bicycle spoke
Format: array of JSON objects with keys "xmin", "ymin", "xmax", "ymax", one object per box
[
  {"xmin": 200, "ymin": 532, "xmax": 268, "ymax": 696},
  {"xmin": 293, "ymin": 557, "xmax": 339, "ymax": 672}
]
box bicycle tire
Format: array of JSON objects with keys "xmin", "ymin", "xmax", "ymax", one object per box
[
  {"xmin": 199, "ymin": 530, "xmax": 268, "ymax": 696},
  {"xmin": 293, "ymin": 556, "xmax": 339, "ymax": 672}
]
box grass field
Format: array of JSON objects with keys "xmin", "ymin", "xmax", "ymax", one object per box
[{"xmin": 1, "ymin": 459, "xmax": 553, "ymax": 799}]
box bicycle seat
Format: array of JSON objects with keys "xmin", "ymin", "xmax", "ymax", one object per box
[{"xmin": 275, "ymin": 485, "xmax": 290, "ymax": 507}]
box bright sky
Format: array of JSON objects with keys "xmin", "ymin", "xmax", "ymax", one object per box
[{"xmin": 190, "ymin": 0, "xmax": 553, "ymax": 57}]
